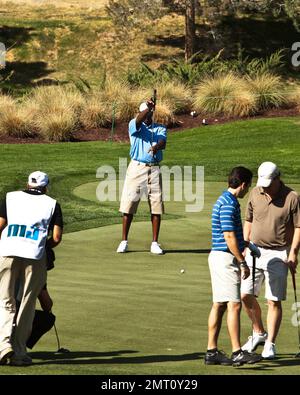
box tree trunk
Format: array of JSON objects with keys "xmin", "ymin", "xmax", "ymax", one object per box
[{"xmin": 185, "ymin": 0, "xmax": 196, "ymax": 62}]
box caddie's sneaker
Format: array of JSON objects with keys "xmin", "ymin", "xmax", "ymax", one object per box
[
  {"xmin": 204, "ymin": 349, "xmax": 232, "ymax": 366},
  {"xmin": 231, "ymin": 350, "xmax": 262, "ymax": 367},
  {"xmin": 0, "ymin": 347, "xmax": 14, "ymax": 365},
  {"xmin": 150, "ymin": 242, "xmax": 164, "ymax": 255},
  {"xmin": 116, "ymin": 240, "xmax": 128, "ymax": 253},
  {"xmin": 262, "ymin": 341, "xmax": 276, "ymax": 359},
  {"xmin": 10, "ymin": 354, "xmax": 32, "ymax": 366},
  {"xmin": 242, "ymin": 331, "xmax": 267, "ymax": 352}
]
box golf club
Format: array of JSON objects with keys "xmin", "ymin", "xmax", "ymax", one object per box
[
  {"xmin": 291, "ymin": 271, "xmax": 300, "ymax": 358},
  {"xmin": 53, "ymin": 322, "xmax": 70, "ymax": 354},
  {"xmin": 150, "ymin": 88, "xmax": 157, "ymax": 156},
  {"xmin": 249, "ymin": 243, "xmax": 260, "ymax": 352},
  {"xmin": 248, "ymin": 241, "xmax": 261, "ymax": 259},
  {"xmin": 250, "ymin": 251, "xmax": 256, "ymax": 352}
]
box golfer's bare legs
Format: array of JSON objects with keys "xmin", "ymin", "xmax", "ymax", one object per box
[
  {"xmin": 122, "ymin": 213, "xmax": 133, "ymax": 241},
  {"xmin": 207, "ymin": 302, "xmax": 227, "ymax": 349},
  {"xmin": 267, "ymin": 300, "xmax": 282, "ymax": 343},
  {"xmin": 242, "ymin": 293, "xmax": 265, "ymax": 333},
  {"xmin": 227, "ymin": 301, "xmax": 242, "ymax": 352},
  {"xmin": 151, "ymin": 214, "xmax": 161, "ymax": 242}
]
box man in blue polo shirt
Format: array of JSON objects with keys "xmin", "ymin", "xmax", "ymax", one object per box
[
  {"xmin": 205, "ymin": 166, "xmax": 261, "ymax": 367},
  {"xmin": 117, "ymin": 99, "xmax": 167, "ymax": 254}
]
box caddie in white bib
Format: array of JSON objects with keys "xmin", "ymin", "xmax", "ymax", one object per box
[{"xmin": 0, "ymin": 191, "xmax": 56, "ymax": 260}]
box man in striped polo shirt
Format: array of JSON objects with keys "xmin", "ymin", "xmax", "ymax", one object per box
[{"xmin": 205, "ymin": 166, "xmax": 261, "ymax": 366}]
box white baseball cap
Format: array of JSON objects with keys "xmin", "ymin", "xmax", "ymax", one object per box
[
  {"xmin": 28, "ymin": 171, "xmax": 49, "ymax": 187},
  {"xmin": 256, "ymin": 162, "xmax": 280, "ymax": 187},
  {"xmin": 139, "ymin": 102, "xmax": 149, "ymax": 112}
]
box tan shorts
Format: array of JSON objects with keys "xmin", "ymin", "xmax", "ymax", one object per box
[
  {"xmin": 119, "ymin": 160, "xmax": 164, "ymax": 215},
  {"xmin": 241, "ymin": 247, "xmax": 289, "ymax": 301},
  {"xmin": 208, "ymin": 251, "xmax": 241, "ymax": 303}
]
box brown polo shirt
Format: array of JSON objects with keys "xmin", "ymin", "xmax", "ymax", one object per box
[{"xmin": 245, "ymin": 183, "xmax": 300, "ymax": 248}]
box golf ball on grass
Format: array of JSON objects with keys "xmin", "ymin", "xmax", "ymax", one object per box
[{"xmin": 180, "ymin": 269, "xmax": 185, "ymax": 274}]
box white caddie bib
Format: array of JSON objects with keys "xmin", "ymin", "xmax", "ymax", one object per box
[{"xmin": 0, "ymin": 191, "xmax": 56, "ymax": 259}]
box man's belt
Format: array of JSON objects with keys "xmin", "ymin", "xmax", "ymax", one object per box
[{"xmin": 132, "ymin": 160, "xmax": 160, "ymax": 167}]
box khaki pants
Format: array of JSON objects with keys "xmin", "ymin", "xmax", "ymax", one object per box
[
  {"xmin": 0, "ymin": 255, "xmax": 47, "ymax": 357},
  {"xmin": 119, "ymin": 160, "xmax": 164, "ymax": 215}
]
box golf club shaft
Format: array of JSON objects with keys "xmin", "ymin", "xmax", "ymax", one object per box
[
  {"xmin": 291, "ymin": 271, "xmax": 300, "ymax": 351},
  {"xmin": 53, "ymin": 323, "xmax": 61, "ymax": 350},
  {"xmin": 153, "ymin": 89, "xmax": 157, "ymax": 110},
  {"xmin": 251, "ymin": 253, "xmax": 256, "ymax": 352},
  {"xmin": 151, "ymin": 88, "xmax": 156, "ymax": 157}
]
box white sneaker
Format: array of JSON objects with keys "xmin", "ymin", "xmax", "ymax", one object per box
[
  {"xmin": 0, "ymin": 346, "xmax": 14, "ymax": 365},
  {"xmin": 242, "ymin": 331, "xmax": 268, "ymax": 352},
  {"xmin": 116, "ymin": 240, "xmax": 128, "ymax": 253},
  {"xmin": 150, "ymin": 242, "xmax": 164, "ymax": 255},
  {"xmin": 262, "ymin": 341, "xmax": 276, "ymax": 359}
]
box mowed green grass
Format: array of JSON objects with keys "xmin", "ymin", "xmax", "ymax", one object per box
[{"xmin": 0, "ymin": 117, "xmax": 299, "ymax": 374}]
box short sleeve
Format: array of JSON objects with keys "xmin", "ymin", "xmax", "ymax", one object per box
[
  {"xmin": 49, "ymin": 203, "xmax": 63, "ymax": 230},
  {"xmin": 156, "ymin": 125, "xmax": 167, "ymax": 142},
  {"xmin": 220, "ymin": 204, "xmax": 236, "ymax": 231},
  {"xmin": 245, "ymin": 191, "xmax": 254, "ymax": 222},
  {"xmin": 0, "ymin": 199, "xmax": 7, "ymax": 220},
  {"xmin": 291, "ymin": 193, "xmax": 300, "ymax": 228},
  {"xmin": 129, "ymin": 119, "xmax": 138, "ymax": 136}
]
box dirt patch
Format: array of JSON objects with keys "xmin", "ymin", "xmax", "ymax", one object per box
[{"xmin": 0, "ymin": 107, "xmax": 299, "ymax": 144}]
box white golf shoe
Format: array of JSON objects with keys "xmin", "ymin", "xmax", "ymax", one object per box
[
  {"xmin": 242, "ymin": 331, "xmax": 268, "ymax": 352},
  {"xmin": 262, "ymin": 341, "xmax": 276, "ymax": 359},
  {"xmin": 150, "ymin": 242, "xmax": 164, "ymax": 255},
  {"xmin": 116, "ymin": 240, "xmax": 128, "ymax": 253}
]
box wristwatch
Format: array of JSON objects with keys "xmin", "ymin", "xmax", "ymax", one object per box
[{"xmin": 239, "ymin": 260, "xmax": 249, "ymax": 269}]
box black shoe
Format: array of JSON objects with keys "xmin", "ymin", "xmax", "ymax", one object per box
[
  {"xmin": 231, "ymin": 350, "xmax": 262, "ymax": 367},
  {"xmin": 204, "ymin": 349, "xmax": 232, "ymax": 366}
]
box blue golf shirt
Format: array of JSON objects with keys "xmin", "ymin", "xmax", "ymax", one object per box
[
  {"xmin": 128, "ymin": 118, "xmax": 167, "ymax": 164},
  {"xmin": 211, "ymin": 190, "xmax": 245, "ymax": 252}
]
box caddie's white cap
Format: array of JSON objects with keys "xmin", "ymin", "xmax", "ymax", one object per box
[
  {"xmin": 256, "ymin": 162, "xmax": 280, "ymax": 187},
  {"xmin": 139, "ymin": 102, "xmax": 149, "ymax": 112},
  {"xmin": 28, "ymin": 171, "xmax": 49, "ymax": 187}
]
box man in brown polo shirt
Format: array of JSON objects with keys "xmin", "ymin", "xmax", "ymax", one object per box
[{"xmin": 240, "ymin": 162, "xmax": 300, "ymax": 359}]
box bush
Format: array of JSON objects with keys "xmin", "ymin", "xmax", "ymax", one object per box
[
  {"xmin": 193, "ymin": 74, "xmax": 256, "ymax": 117},
  {"xmin": 80, "ymin": 93, "xmax": 112, "ymax": 129},
  {"xmin": 139, "ymin": 82, "xmax": 192, "ymax": 115},
  {"xmin": 126, "ymin": 50, "xmax": 286, "ymax": 87},
  {"xmin": 154, "ymin": 100, "xmax": 175, "ymax": 127},
  {"xmin": 26, "ymin": 86, "xmax": 83, "ymax": 141},
  {"xmin": 286, "ymin": 85, "xmax": 300, "ymax": 108},
  {"xmin": 100, "ymin": 78, "xmax": 138, "ymax": 122},
  {"xmin": 247, "ymin": 73, "xmax": 286, "ymax": 111},
  {"xmin": 0, "ymin": 95, "xmax": 36, "ymax": 138}
]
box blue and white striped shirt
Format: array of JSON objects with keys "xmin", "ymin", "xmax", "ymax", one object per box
[{"xmin": 211, "ymin": 190, "xmax": 245, "ymax": 252}]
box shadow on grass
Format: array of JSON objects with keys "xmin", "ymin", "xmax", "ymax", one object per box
[
  {"xmin": 30, "ymin": 350, "xmax": 203, "ymax": 365},
  {"xmin": 220, "ymin": 16, "xmax": 300, "ymax": 58},
  {"xmin": 164, "ymin": 249, "xmax": 211, "ymax": 254},
  {"xmin": 124, "ymin": 249, "xmax": 210, "ymax": 254},
  {"xmin": 146, "ymin": 15, "xmax": 299, "ymax": 62},
  {"xmin": 236, "ymin": 354, "xmax": 300, "ymax": 371},
  {"xmin": 0, "ymin": 26, "xmax": 33, "ymax": 48},
  {"xmin": 2, "ymin": 62, "xmax": 57, "ymax": 91},
  {"xmin": 0, "ymin": 26, "xmax": 56, "ymax": 93}
]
